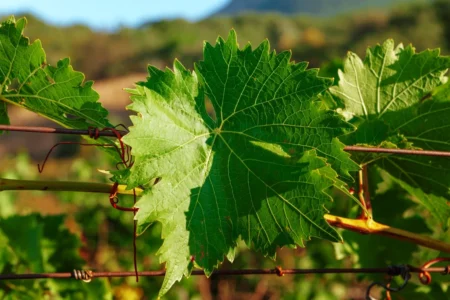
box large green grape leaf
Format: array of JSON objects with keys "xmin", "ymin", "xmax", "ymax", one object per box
[
  {"xmin": 331, "ymin": 40, "xmax": 450, "ymax": 226},
  {"xmin": 123, "ymin": 30, "xmax": 358, "ymax": 296},
  {"xmin": 0, "ymin": 16, "xmax": 112, "ymax": 134}
]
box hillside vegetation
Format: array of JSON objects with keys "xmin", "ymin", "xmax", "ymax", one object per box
[
  {"xmin": 215, "ymin": 0, "xmax": 429, "ymax": 16},
  {"xmin": 4, "ymin": 0, "xmax": 449, "ymax": 81}
]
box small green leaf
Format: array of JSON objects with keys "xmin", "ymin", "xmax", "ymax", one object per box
[
  {"xmin": 331, "ymin": 40, "xmax": 450, "ymax": 225},
  {"xmin": 0, "ymin": 17, "xmax": 111, "ymax": 130},
  {"xmin": 0, "ymin": 16, "xmax": 123, "ymax": 161},
  {"xmin": 124, "ymin": 30, "xmax": 358, "ymax": 296},
  {"xmin": 391, "ymin": 176, "xmax": 450, "ymax": 230},
  {"xmin": 331, "ymin": 39, "xmax": 449, "ymax": 119}
]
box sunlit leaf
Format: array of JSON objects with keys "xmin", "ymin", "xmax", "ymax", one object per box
[
  {"xmin": 331, "ymin": 40, "xmax": 450, "ymax": 226},
  {"xmin": 122, "ymin": 30, "xmax": 358, "ymax": 296}
]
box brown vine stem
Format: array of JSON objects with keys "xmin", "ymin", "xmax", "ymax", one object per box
[
  {"xmin": 0, "ymin": 265, "xmax": 448, "ymax": 280},
  {"xmin": 344, "ymin": 146, "xmax": 450, "ymax": 157},
  {"xmin": 1, "ymin": 178, "xmax": 450, "ymax": 254},
  {"xmin": 2, "ymin": 125, "xmax": 450, "ymax": 157},
  {"xmin": 0, "ymin": 124, "xmax": 127, "ymax": 137}
]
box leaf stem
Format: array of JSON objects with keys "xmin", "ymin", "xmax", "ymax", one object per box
[{"xmin": 324, "ymin": 214, "xmax": 450, "ymax": 253}]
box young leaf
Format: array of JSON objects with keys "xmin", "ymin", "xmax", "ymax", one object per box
[
  {"xmin": 123, "ymin": 30, "xmax": 358, "ymax": 296},
  {"xmin": 331, "ymin": 39, "xmax": 449, "ymax": 119},
  {"xmin": 390, "ymin": 175, "xmax": 450, "ymax": 229},
  {"xmin": 0, "ymin": 17, "xmax": 112, "ymax": 132},
  {"xmin": 331, "ymin": 40, "xmax": 450, "ymax": 226}
]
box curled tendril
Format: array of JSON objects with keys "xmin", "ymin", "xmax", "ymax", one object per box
[
  {"xmin": 37, "ymin": 141, "xmax": 116, "ymax": 173},
  {"xmin": 108, "ymin": 182, "xmax": 138, "ymax": 212},
  {"xmin": 38, "ymin": 125, "xmax": 140, "ymax": 282},
  {"xmin": 38, "ymin": 126, "xmax": 133, "ymax": 173},
  {"xmin": 418, "ymin": 257, "xmax": 450, "ymax": 285}
]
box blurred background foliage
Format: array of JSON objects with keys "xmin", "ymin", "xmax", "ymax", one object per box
[
  {"xmin": 1, "ymin": 0, "xmax": 447, "ymax": 80},
  {"xmin": 1, "ymin": 0, "xmax": 450, "ymax": 299},
  {"xmin": 2, "ymin": 150, "xmax": 449, "ymax": 299}
]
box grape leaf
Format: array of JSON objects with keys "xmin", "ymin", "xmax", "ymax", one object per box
[
  {"xmin": 0, "ymin": 229, "xmax": 18, "ymax": 271},
  {"xmin": 0, "ymin": 214, "xmax": 112, "ymax": 300},
  {"xmin": 331, "ymin": 40, "xmax": 450, "ymax": 226},
  {"xmin": 377, "ymin": 83, "xmax": 450, "ymax": 200},
  {"xmin": 0, "ymin": 214, "xmax": 84, "ymax": 272},
  {"xmin": 0, "ymin": 16, "xmax": 112, "ymax": 134},
  {"xmin": 389, "ymin": 173, "xmax": 450, "ymax": 230},
  {"xmin": 331, "ymin": 39, "xmax": 449, "ymax": 119},
  {"xmin": 123, "ymin": 30, "xmax": 358, "ymax": 296}
]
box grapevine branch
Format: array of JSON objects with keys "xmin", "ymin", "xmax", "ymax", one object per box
[
  {"xmin": 0, "ymin": 178, "xmax": 143, "ymax": 195},
  {"xmin": 343, "ymin": 146, "xmax": 450, "ymax": 157},
  {"xmin": 0, "ymin": 124, "xmax": 128, "ymax": 137},
  {"xmin": 323, "ymin": 214, "xmax": 450, "ymax": 253},
  {"xmin": 3, "ymin": 125, "xmax": 450, "ymax": 157},
  {"xmin": 0, "ymin": 264, "xmax": 448, "ymax": 280},
  {"xmin": 0, "ymin": 259, "xmax": 448, "ymax": 300},
  {"xmin": 2, "ymin": 178, "xmax": 450, "ymax": 253},
  {"xmin": 2, "ymin": 124, "xmax": 450, "ymax": 253}
]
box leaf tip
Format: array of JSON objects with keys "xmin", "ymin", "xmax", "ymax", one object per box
[
  {"xmin": 15, "ymin": 17, "xmax": 27, "ymax": 32},
  {"xmin": 6, "ymin": 15, "xmax": 16, "ymax": 23},
  {"xmin": 382, "ymin": 38, "xmax": 395, "ymax": 49},
  {"xmin": 173, "ymin": 59, "xmax": 187, "ymax": 72},
  {"xmin": 227, "ymin": 28, "xmax": 238, "ymax": 44},
  {"xmin": 56, "ymin": 57, "xmax": 71, "ymax": 68}
]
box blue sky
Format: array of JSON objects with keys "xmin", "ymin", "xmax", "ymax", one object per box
[{"xmin": 0, "ymin": 0, "xmax": 229, "ymax": 30}]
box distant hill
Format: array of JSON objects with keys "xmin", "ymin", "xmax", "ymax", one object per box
[
  {"xmin": 2, "ymin": 0, "xmax": 446, "ymax": 81},
  {"xmin": 214, "ymin": 0, "xmax": 429, "ymax": 16}
]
